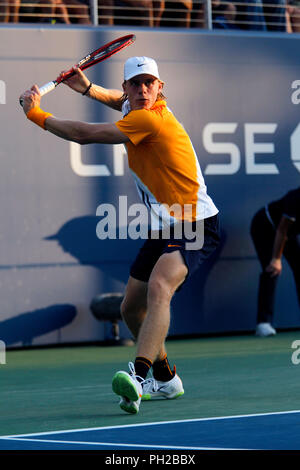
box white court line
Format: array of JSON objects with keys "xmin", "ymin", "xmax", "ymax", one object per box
[{"xmin": 1, "ymin": 409, "xmax": 300, "ymax": 440}]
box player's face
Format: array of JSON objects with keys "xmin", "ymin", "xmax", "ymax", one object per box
[{"xmin": 123, "ymin": 74, "xmax": 163, "ymax": 110}]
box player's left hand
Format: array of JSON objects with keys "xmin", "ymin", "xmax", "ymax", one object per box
[{"xmin": 20, "ymin": 85, "xmax": 41, "ymax": 115}]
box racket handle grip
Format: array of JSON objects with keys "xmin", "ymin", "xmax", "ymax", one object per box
[{"xmin": 39, "ymin": 81, "xmax": 57, "ymax": 96}]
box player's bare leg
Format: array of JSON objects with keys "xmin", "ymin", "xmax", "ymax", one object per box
[
  {"xmin": 120, "ymin": 276, "xmax": 167, "ymax": 360},
  {"xmin": 136, "ymin": 250, "xmax": 187, "ymax": 362},
  {"xmin": 113, "ymin": 252, "xmax": 187, "ymax": 412}
]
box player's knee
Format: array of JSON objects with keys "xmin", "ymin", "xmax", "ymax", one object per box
[
  {"xmin": 147, "ymin": 276, "xmax": 173, "ymax": 303},
  {"xmin": 120, "ymin": 297, "xmax": 143, "ymax": 321},
  {"xmin": 120, "ymin": 297, "xmax": 130, "ymax": 320}
]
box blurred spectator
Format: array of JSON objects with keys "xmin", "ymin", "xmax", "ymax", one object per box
[
  {"xmin": 98, "ymin": 0, "xmax": 114, "ymax": 24},
  {"xmin": 212, "ymin": 0, "xmax": 239, "ymax": 28},
  {"xmin": 160, "ymin": 0, "xmax": 193, "ymax": 27},
  {"xmin": 192, "ymin": 0, "xmax": 239, "ymax": 29},
  {"xmin": 235, "ymin": 0, "xmax": 288, "ymax": 31},
  {"xmin": 37, "ymin": 0, "xmax": 71, "ymax": 22},
  {"xmin": 262, "ymin": 0, "xmax": 286, "ymax": 30},
  {"xmin": 287, "ymin": 0, "xmax": 300, "ymax": 32},
  {"xmin": 235, "ymin": 0, "xmax": 267, "ymax": 30},
  {"xmin": 0, "ymin": 0, "xmax": 20, "ymax": 22},
  {"xmin": 18, "ymin": 0, "xmax": 71, "ymax": 23},
  {"xmin": 191, "ymin": 0, "xmax": 205, "ymax": 27},
  {"xmin": 113, "ymin": 0, "xmax": 165, "ymax": 26},
  {"xmin": 64, "ymin": 0, "xmax": 91, "ymax": 23},
  {"xmin": 153, "ymin": 0, "xmax": 165, "ymax": 24}
]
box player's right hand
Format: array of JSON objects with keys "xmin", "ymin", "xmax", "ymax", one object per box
[
  {"xmin": 58, "ymin": 67, "xmax": 90, "ymax": 94},
  {"xmin": 20, "ymin": 85, "xmax": 41, "ymax": 115},
  {"xmin": 266, "ymin": 258, "xmax": 282, "ymax": 277}
]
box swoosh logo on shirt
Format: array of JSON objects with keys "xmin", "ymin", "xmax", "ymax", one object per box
[
  {"xmin": 137, "ymin": 64, "xmax": 145, "ymax": 67},
  {"xmin": 168, "ymin": 244, "xmax": 181, "ymax": 248}
]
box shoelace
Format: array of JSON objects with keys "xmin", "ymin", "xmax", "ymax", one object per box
[
  {"xmin": 128, "ymin": 361, "xmax": 144, "ymax": 384},
  {"xmin": 143, "ymin": 377, "xmax": 159, "ymax": 392}
]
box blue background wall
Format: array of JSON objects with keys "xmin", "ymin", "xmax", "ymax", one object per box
[{"xmin": 1, "ymin": 26, "xmax": 300, "ymax": 347}]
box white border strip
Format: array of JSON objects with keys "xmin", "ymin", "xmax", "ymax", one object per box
[{"xmin": 0, "ymin": 437, "xmax": 242, "ymax": 450}]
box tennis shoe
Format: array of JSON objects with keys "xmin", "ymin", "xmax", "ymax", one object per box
[
  {"xmin": 142, "ymin": 373, "xmax": 184, "ymax": 401},
  {"xmin": 112, "ymin": 362, "xmax": 143, "ymax": 414},
  {"xmin": 256, "ymin": 322, "xmax": 276, "ymax": 337}
]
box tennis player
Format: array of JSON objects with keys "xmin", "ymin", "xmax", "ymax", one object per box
[{"xmin": 20, "ymin": 57, "xmax": 220, "ymax": 414}]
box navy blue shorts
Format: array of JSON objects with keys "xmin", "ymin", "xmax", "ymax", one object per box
[{"xmin": 130, "ymin": 214, "xmax": 220, "ymax": 285}]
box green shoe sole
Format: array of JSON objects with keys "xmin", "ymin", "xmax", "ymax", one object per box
[{"xmin": 112, "ymin": 371, "xmax": 140, "ymax": 402}]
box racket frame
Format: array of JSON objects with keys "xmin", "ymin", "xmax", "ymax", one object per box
[{"xmin": 20, "ymin": 34, "xmax": 135, "ymax": 105}]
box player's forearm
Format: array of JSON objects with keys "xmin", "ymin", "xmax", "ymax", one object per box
[
  {"xmin": 44, "ymin": 117, "xmax": 114, "ymax": 144},
  {"xmin": 25, "ymin": 105, "xmax": 128, "ymax": 144},
  {"xmin": 271, "ymin": 216, "xmax": 291, "ymax": 260},
  {"xmin": 45, "ymin": 116, "xmax": 87, "ymax": 143},
  {"xmin": 271, "ymin": 230, "xmax": 287, "ymax": 261},
  {"xmin": 87, "ymin": 84, "xmax": 124, "ymax": 111},
  {"xmin": 26, "ymin": 106, "xmax": 102, "ymax": 143},
  {"xmin": 44, "ymin": 116, "xmax": 128, "ymax": 145}
]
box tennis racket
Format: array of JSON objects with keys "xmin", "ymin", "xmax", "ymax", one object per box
[{"xmin": 20, "ymin": 34, "xmax": 135, "ymax": 106}]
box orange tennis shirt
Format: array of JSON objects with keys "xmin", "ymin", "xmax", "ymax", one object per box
[{"xmin": 115, "ymin": 100, "xmax": 218, "ymax": 226}]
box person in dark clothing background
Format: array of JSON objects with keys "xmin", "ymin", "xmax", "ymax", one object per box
[{"xmin": 251, "ymin": 187, "xmax": 300, "ymax": 336}]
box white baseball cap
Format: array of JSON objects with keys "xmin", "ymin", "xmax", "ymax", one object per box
[{"xmin": 124, "ymin": 56, "xmax": 162, "ymax": 82}]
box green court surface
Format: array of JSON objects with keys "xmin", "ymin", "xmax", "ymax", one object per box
[{"xmin": 1, "ymin": 331, "xmax": 299, "ymax": 437}]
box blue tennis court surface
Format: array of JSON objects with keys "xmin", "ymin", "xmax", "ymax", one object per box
[{"xmin": 1, "ymin": 410, "xmax": 300, "ymax": 450}]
